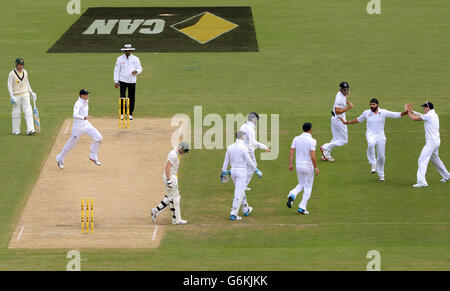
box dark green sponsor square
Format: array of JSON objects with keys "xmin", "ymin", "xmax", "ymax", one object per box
[{"xmin": 48, "ymin": 7, "xmax": 258, "ymax": 53}]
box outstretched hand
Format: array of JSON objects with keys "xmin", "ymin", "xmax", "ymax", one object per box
[
  {"xmin": 338, "ymin": 117, "xmax": 347, "ymax": 124},
  {"xmin": 404, "ymin": 103, "xmax": 413, "ymax": 112}
]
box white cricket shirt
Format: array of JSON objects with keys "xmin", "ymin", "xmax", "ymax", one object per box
[
  {"xmin": 222, "ymin": 139, "xmax": 257, "ymax": 171},
  {"xmin": 73, "ymin": 97, "xmax": 89, "ymax": 125},
  {"xmin": 332, "ymin": 91, "xmax": 347, "ymax": 119},
  {"xmin": 113, "ymin": 54, "xmax": 142, "ymax": 84},
  {"xmin": 8, "ymin": 69, "xmax": 33, "ymax": 96},
  {"xmin": 356, "ymin": 108, "xmax": 402, "ymax": 138},
  {"xmin": 164, "ymin": 148, "xmax": 180, "ymax": 178},
  {"xmin": 240, "ymin": 121, "xmax": 269, "ymax": 153},
  {"xmin": 291, "ymin": 132, "xmax": 317, "ymax": 166},
  {"xmin": 420, "ymin": 109, "xmax": 440, "ymax": 146}
]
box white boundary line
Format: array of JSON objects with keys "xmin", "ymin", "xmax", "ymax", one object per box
[
  {"xmin": 16, "ymin": 226, "xmax": 24, "ymax": 241},
  {"xmin": 152, "ymin": 225, "xmax": 158, "ymax": 241}
]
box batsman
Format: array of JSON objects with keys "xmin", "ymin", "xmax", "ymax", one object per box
[
  {"xmin": 7, "ymin": 57, "xmax": 37, "ymax": 135},
  {"xmin": 151, "ymin": 142, "xmax": 190, "ymax": 225}
]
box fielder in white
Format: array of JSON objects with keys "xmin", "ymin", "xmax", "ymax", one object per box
[
  {"xmin": 287, "ymin": 123, "xmax": 319, "ymax": 215},
  {"xmin": 56, "ymin": 89, "xmax": 103, "ymax": 169},
  {"xmin": 151, "ymin": 142, "xmax": 190, "ymax": 225},
  {"xmin": 406, "ymin": 101, "xmax": 449, "ymax": 187},
  {"xmin": 239, "ymin": 112, "xmax": 270, "ymax": 191},
  {"xmin": 7, "ymin": 57, "xmax": 37, "ymax": 135},
  {"xmin": 339, "ymin": 98, "xmax": 407, "ymax": 181},
  {"xmin": 320, "ymin": 82, "xmax": 354, "ymax": 161},
  {"xmin": 222, "ymin": 130, "xmax": 263, "ymax": 221}
]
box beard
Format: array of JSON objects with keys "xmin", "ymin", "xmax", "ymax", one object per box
[{"xmin": 370, "ymin": 106, "xmax": 378, "ymax": 112}]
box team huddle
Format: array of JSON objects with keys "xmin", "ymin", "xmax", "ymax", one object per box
[{"xmin": 7, "ymin": 52, "xmax": 449, "ymax": 223}]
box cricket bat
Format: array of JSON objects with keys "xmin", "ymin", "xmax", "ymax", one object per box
[{"xmin": 33, "ymin": 99, "xmax": 41, "ymax": 133}]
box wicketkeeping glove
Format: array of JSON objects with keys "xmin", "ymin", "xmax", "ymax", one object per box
[
  {"xmin": 220, "ymin": 171, "xmax": 229, "ymax": 183},
  {"xmin": 10, "ymin": 96, "xmax": 16, "ymax": 105},
  {"xmin": 255, "ymin": 169, "xmax": 263, "ymax": 178}
]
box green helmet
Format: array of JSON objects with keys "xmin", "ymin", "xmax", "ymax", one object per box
[{"xmin": 15, "ymin": 57, "xmax": 25, "ymax": 66}]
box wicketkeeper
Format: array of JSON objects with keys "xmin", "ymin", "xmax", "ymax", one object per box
[
  {"xmin": 7, "ymin": 57, "xmax": 37, "ymax": 135},
  {"xmin": 222, "ymin": 130, "xmax": 263, "ymax": 221},
  {"xmin": 151, "ymin": 142, "xmax": 190, "ymax": 225}
]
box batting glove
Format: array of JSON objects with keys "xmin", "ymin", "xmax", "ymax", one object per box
[
  {"xmin": 255, "ymin": 169, "xmax": 263, "ymax": 178},
  {"xmin": 30, "ymin": 92, "xmax": 37, "ymax": 102},
  {"xmin": 166, "ymin": 179, "xmax": 173, "ymax": 188},
  {"xmin": 10, "ymin": 96, "xmax": 16, "ymax": 105}
]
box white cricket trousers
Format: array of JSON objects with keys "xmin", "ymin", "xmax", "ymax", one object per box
[
  {"xmin": 11, "ymin": 92, "xmax": 34, "ymax": 134},
  {"xmin": 366, "ymin": 133, "xmax": 386, "ymax": 178},
  {"xmin": 417, "ymin": 144, "xmax": 450, "ymax": 185},
  {"xmin": 56, "ymin": 121, "xmax": 103, "ymax": 162},
  {"xmin": 323, "ymin": 117, "xmax": 348, "ymax": 153},
  {"xmin": 288, "ymin": 164, "xmax": 314, "ymax": 210},
  {"xmin": 230, "ymin": 167, "xmax": 250, "ymax": 216},
  {"xmin": 246, "ymin": 151, "xmax": 257, "ymax": 187}
]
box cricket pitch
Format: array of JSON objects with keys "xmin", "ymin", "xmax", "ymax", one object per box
[{"xmin": 9, "ymin": 118, "xmax": 177, "ymax": 249}]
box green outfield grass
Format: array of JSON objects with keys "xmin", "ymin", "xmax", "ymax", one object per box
[{"xmin": 0, "ymin": 0, "xmax": 449, "ymax": 270}]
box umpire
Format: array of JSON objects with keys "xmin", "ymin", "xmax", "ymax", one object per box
[{"xmin": 114, "ymin": 44, "xmax": 143, "ymax": 120}]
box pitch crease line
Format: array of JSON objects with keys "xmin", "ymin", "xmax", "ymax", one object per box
[{"xmin": 16, "ymin": 226, "xmax": 24, "ymax": 241}]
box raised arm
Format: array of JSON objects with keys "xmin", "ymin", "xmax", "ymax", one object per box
[
  {"xmin": 335, "ymin": 101, "xmax": 353, "ymax": 115},
  {"xmin": 405, "ymin": 104, "xmax": 423, "ymax": 121}
]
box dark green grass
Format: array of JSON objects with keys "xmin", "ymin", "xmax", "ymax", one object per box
[{"xmin": 0, "ymin": 0, "xmax": 449, "ymax": 270}]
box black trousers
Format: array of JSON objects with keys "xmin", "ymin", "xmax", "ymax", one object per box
[{"xmin": 119, "ymin": 81, "xmax": 136, "ymax": 115}]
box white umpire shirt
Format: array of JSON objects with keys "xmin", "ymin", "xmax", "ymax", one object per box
[
  {"xmin": 240, "ymin": 121, "xmax": 268, "ymax": 153},
  {"xmin": 222, "ymin": 139, "xmax": 257, "ymax": 171},
  {"xmin": 419, "ymin": 109, "xmax": 440, "ymax": 146},
  {"xmin": 332, "ymin": 91, "xmax": 347, "ymax": 119},
  {"xmin": 291, "ymin": 132, "xmax": 316, "ymax": 167},
  {"xmin": 356, "ymin": 108, "xmax": 402, "ymax": 139},
  {"xmin": 113, "ymin": 54, "xmax": 143, "ymax": 84}
]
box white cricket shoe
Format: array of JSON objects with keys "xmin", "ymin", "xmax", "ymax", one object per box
[
  {"xmin": 245, "ymin": 187, "xmax": 251, "ymax": 191},
  {"xmin": 151, "ymin": 208, "xmax": 158, "ymax": 223},
  {"xmin": 371, "ymin": 164, "xmax": 377, "ymax": 173},
  {"xmin": 57, "ymin": 160, "xmax": 64, "ymax": 169},
  {"xmin": 12, "ymin": 131, "xmax": 20, "ymax": 135},
  {"xmin": 174, "ymin": 219, "xmax": 187, "ymax": 225},
  {"xmin": 26, "ymin": 130, "xmax": 36, "ymax": 136},
  {"xmin": 244, "ymin": 207, "xmax": 253, "ymax": 217},
  {"xmin": 413, "ymin": 183, "xmax": 428, "ymax": 188},
  {"xmin": 129, "ymin": 115, "xmax": 134, "ymax": 120},
  {"xmin": 379, "ymin": 176, "xmax": 385, "ymax": 182},
  {"xmin": 89, "ymin": 158, "xmax": 102, "ymax": 166},
  {"xmin": 440, "ymin": 178, "xmax": 448, "ymax": 183}
]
